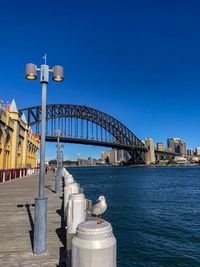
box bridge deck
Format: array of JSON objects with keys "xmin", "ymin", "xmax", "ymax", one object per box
[{"xmin": 0, "ymin": 172, "xmax": 65, "ymax": 267}]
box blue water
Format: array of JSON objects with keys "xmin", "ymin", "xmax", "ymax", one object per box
[{"xmin": 68, "ymin": 166, "xmax": 200, "ymax": 267}]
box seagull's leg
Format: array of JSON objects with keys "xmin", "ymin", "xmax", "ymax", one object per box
[
  {"xmin": 99, "ymin": 214, "xmax": 104, "ymax": 224},
  {"xmin": 97, "ymin": 215, "xmax": 101, "ymax": 224}
]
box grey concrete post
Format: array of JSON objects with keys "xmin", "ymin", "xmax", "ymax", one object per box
[{"xmin": 33, "ymin": 73, "xmax": 48, "ymax": 255}]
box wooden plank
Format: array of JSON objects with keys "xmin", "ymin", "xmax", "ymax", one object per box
[{"xmin": 0, "ymin": 172, "xmax": 65, "ymax": 267}]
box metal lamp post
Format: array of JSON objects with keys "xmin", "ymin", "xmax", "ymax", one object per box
[
  {"xmin": 54, "ymin": 130, "xmax": 64, "ymax": 193},
  {"xmin": 25, "ymin": 55, "xmax": 64, "ymax": 255}
]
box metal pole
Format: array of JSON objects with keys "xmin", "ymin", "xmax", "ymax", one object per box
[
  {"xmin": 25, "ymin": 60, "xmax": 64, "ymax": 256},
  {"xmin": 55, "ymin": 133, "xmax": 61, "ymax": 193},
  {"xmin": 33, "ymin": 79, "xmax": 47, "ymax": 255},
  {"xmin": 39, "ymin": 82, "xmax": 47, "ymax": 198}
]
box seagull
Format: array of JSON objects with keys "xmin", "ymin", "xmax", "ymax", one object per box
[{"xmin": 91, "ymin": 196, "xmax": 107, "ymax": 224}]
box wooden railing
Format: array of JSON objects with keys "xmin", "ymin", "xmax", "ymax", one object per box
[{"xmin": 0, "ymin": 167, "xmax": 40, "ymax": 183}]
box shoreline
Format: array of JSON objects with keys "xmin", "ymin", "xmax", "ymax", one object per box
[{"xmin": 65, "ymin": 164, "xmax": 200, "ymax": 168}]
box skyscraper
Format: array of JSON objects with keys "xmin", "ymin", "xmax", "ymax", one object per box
[
  {"xmin": 167, "ymin": 138, "xmax": 186, "ymax": 155},
  {"xmin": 167, "ymin": 138, "xmax": 175, "ymax": 153},
  {"xmin": 187, "ymin": 149, "xmax": 193, "ymax": 156},
  {"xmin": 196, "ymin": 147, "xmax": 200, "ymax": 156},
  {"xmin": 179, "ymin": 140, "xmax": 187, "ymax": 155}
]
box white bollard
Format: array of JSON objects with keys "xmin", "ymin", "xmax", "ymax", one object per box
[
  {"xmin": 85, "ymin": 199, "xmax": 92, "ymax": 220},
  {"xmin": 66, "ymin": 193, "xmax": 86, "ymax": 267},
  {"xmin": 64, "ymin": 174, "xmax": 75, "ymax": 186},
  {"xmin": 64, "ymin": 183, "xmax": 80, "ymax": 218},
  {"xmin": 72, "ymin": 220, "xmax": 116, "ymax": 267},
  {"xmin": 61, "ymin": 167, "xmax": 70, "ymax": 177}
]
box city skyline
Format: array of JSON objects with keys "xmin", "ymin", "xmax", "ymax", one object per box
[
  {"xmin": 45, "ymin": 137, "xmax": 199, "ymax": 162},
  {"xmin": 0, "ymin": 1, "xmax": 200, "ymax": 159},
  {"xmin": 1, "ymin": 97, "xmax": 199, "ymax": 161}
]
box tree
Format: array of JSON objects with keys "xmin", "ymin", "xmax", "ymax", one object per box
[{"xmin": 105, "ymin": 156, "xmax": 110, "ymax": 164}]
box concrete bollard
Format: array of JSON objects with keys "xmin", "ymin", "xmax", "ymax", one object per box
[
  {"xmin": 61, "ymin": 167, "xmax": 70, "ymax": 178},
  {"xmin": 64, "ymin": 174, "xmax": 75, "ymax": 186},
  {"xmin": 66, "ymin": 193, "xmax": 86, "ymax": 267},
  {"xmin": 85, "ymin": 199, "xmax": 92, "ymax": 220},
  {"xmin": 64, "ymin": 182, "xmax": 80, "ymax": 218},
  {"xmin": 72, "ymin": 220, "xmax": 116, "ymax": 267}
]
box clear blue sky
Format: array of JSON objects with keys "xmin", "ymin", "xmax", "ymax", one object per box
[{"xmin": 0, "ymin": 0, "xmax": 200, "ymax": 160}]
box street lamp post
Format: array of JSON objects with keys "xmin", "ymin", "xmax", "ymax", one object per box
[
  {"xmin": 54, "ymin": 130, "xmax": 64, "ymax": 193},
  {"xmin": 25, "ymin": 56, "xmax": 64, "ymax": 255}
]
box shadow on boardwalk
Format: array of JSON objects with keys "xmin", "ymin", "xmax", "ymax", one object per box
[
  {"xmin": 0, "ymin": 172, "xmax": 66, "ymax": 266},
  {"xmin": 17, "ymin": 202, "xmax": 35, "ymax": 251},
  {"xmin": 17, "ymin": 197, "xmax": 66, "ymax": 266},
  {"xmin": 56, "ymin": 186, "xmax": 66, "ymax": 267}
]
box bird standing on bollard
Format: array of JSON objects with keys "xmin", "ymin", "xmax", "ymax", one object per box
[{"xmin": 92, "ymin": 196, "xmax": 107, "ymax": 224}]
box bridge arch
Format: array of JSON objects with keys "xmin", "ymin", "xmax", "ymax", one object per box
[{"xmin": 20, "ymin": 104, "xmax": 147, "ymax": 164}]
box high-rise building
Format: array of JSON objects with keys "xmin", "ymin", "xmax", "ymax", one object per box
[
  {"xmin": 116, "ymin": 149, "xmax": 130, "ymax": 162},
  {"xmin": 179, "ymin": 140, "xmax": 186, "ymax": 155},
  {"xmin": 187, "ymin": 149, "xmax": 193, "ymax": 156},
  {"xmin": 101, "ymin": 149, "xmax": 130, "ymax": 164},
  {"xmin": 117, "ymin": 149, "xmax": 124, "ymax": 162},
  {"xmin": 167, "ymin": 138, "xmax": 175, "ymax": 153},
  {"xmin": 196, "ymin": 147, "xmax": 200, "ymax": 156},
  {"xmin": 157, "ymin": 142, "xmax": 164, "ymax": 151},
  {"xmin": 145, "ymin": 137, "xmax": 155, "ymax": 164},
  {"xmin": 167, "ymin": 138, "xmax": 186, "ymax": 155}
]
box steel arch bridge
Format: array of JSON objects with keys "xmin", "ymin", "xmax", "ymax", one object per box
[{"xmin": 19, "ymin": 104, "xmax": 148, "ymax": 164}]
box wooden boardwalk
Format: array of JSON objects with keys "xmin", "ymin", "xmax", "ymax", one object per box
[{"xmin": 0, "ymin": 172, "xmax": 65, "ymax": 267}]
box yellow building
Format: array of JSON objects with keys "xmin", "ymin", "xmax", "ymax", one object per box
[
  {"xmin": 157, "ymin": 142, "xmax": 164, "ymax": 151},
  {"xmin": 0, "ymin": 99, "xmax": 39, "ymax": 169}
]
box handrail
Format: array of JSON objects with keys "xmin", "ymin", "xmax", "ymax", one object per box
[{"xmin": 0, "ymin": 167, "xmax": 40, "ymax": 183}]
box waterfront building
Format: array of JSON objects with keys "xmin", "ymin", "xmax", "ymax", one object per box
[
  {"xmin": 157, "ymin": 142, "xmax": 164, "ymax": 151},
  {"xmin": 179, "ymin": 140, "xmax": 187, "ymax": 156},
  {"xmin": 101, "ymin": 149, "xmax": 130, "ymax": 164},
  {"xmin": 0, "ymin": 99, "xmax": 39, "ymax": 169},
  {"xmin": 167, "ymin": 138, "xmax": 186, "ymax": 155},
  {"xmin": 116, "ymin": 149, "xmax": 130, "ymax": 162},
  {"xmin": 167, "ymin": 138, "xmax": 175, "ymax": 153},
  {"xmin": 145, "ymin": 137, "xmax": 155, "ymax": 164},
  {"xmin": 187, "ymin": 149, "xmax": 193, "ymax": 156},
  {"xmin": 102, "ymin": 149, "xmax": 118, "ymax": 164},
  {"xmin": 167, "ymin": 138, "xmax": 180, "ymax": 153},
  {"xmin": 195, "ymin": 147, "xmax": 200, "ymax": 156},
  {"xmin": 174, "ymin": 156, "xmax": 188, "ymax": 165},
  {"xmin": 101, "ymin": 149, "xmax": 117, "ymax": 164},
  {"xmin": 77, "ymin": 153, "xmax": 99, "ymax": 165}
]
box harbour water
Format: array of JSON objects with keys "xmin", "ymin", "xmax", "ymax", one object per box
[{"xmin": 68, "ymin": 165, "xmax": 200, "ymax": 267}]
